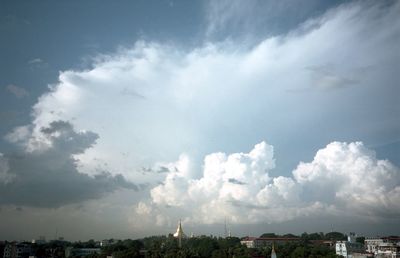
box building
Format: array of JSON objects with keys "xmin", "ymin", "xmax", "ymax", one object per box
[
  {"xmin": 0, "ymin": 242, "xmax": 5, "ymax": 258},
  {"xmin": 241, "ymin": 237, "xmax": 257, "ymax": 248},
  {"xmin": 309, "ymin": 239, "xmax": 335, "ymax": 248},
  {"xmin": 100, "ymin": 239, "xmax": 118, "ymax": 247},
  {"xmin": 365, "ymin": 238, "xmax": 385, "ymax": 254},
  {"xmin": 374, "ymin": 242, "xmax": 400, "ymax": 257},
  {"xmin": 335, "ymin": 241, "xmax": 365, "ymax": 258},
  {"xmin": 365, "ymin": 236, "xmax": 400, "ymax": 257},
  {"xmin": 3, "ymin": 242, "xmax": 32, "ymax": 258},
  {"xmin": 335, "ymin": 232, "xmax": 369, "ymax": 258},
  {"xmin": 65, "ymin": 247, "xmax": 101, "ymax": 258}
]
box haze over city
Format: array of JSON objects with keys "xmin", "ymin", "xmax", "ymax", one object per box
[{"xmin": 0, "ymin": 0, "xmax": 399, "ymax": 241}]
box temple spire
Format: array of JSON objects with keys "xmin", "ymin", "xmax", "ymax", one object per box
[{"xmin": 173, "ymin": 219, "xmax": 185, "ymax": 248}]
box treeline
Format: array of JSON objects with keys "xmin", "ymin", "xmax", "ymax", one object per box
[
  {"xmin": 259, "ymin": 231, "xmax": 364, "ymax": 244},
  {"xmin": 260, "ymin": 231, "xmax": 346, "ymax": 240},
  {"xmin": 16, "ymin": 232, "xmax": 347, "ymax": 257},
  {"xmin": 95, "ymin": 233, "xmax": 340, "ymax": 258},
  {"xmin": 100, "ymin": 236, "xmax": 248, "ymax": 258}
]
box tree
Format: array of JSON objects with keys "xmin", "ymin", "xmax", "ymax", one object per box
[
  {"xmin": 356, "ymin": 237, "xmax": 365, "ymax": 244},
  {"xmin": 291, "ymin": 246, "xmax": 308, "ymax": 258},
  {"xmin": 325, "ymin": 232, "xmax": 346, "ymax": 241},
  {"xmin": 260, "ymin": 233, "xmax": 278, "ymax": 238}
]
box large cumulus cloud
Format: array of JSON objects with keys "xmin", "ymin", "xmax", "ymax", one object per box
[
  {"xmin": 10, "ymin": 0, "xmax": 399, "ymax": 185},
  {"xmin": 135, "ymin": 141, "xmax": 400, "ymax": 226},
  {"xmin": 293, "ymin": 142, "xmax": 400, "ymax": 218},
  {"xmin": 1, "ymin": 0, "xmax": 399, "ymax": 234}
]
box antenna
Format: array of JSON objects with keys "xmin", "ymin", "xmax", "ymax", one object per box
[{"xmin": 224, "ymin": 217, "xmax": 228, "ymax": 238}]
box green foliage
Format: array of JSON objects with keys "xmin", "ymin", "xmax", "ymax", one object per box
[
  {"xmin": 300, "ymin": 232, "xmax": 326, "ymax": 241},
  {"xmin": 186, "ymin": 236, "xmax": 219, "ymax": 257},
  {"xmin": 141, "ymin": 236, "xmax": 245, "ymax": 258},
  {"xmin": 98, "ymin": 232, "xmax": 345, "ymax": 258},
  {"xmin": 356, "ymin": 236, "xmax": 365, "ymax": 244},
  {"xmin": 274, "ymin": 241, "xmax": 338, "ymax": 258},
  {"xmin": 283, "ymin": 233, "xmax": 299, "ymax": 238},
  {"xmin": 260, "ymin": 233, "xmax": 278, "ymax": 238},
  {"xmin": 101, "ymin": 239, "xmax": 144, "ymax": 257},
  {"xmin": 324, "ymin": 232, "xmax": 346, "ymax": 241}
]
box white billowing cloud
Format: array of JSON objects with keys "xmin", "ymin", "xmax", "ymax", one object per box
[
  {"xmin": 0, "ymin": 1, "xmax": 398, "ymax": 238},
  {"xmin": 9, "ymin": 0, "xmax": 398, "ymax": 186},
  {"xmin": 136, "ymin": 201, "xmax": 152, "ymax": 215},
  {"xmin": 134, "ymin": 141, "xmax": 400, "ymax": 226},
  {"xmin": 151, "ymin": 142, "xmax": 274, "ymax": 217},
  {"xmin": 151, "ymin": 154, "xmax": 193, "ymax": 207},
  {"xmin": 131, "ymin": 201, "xmax": 172, "ymax": 230},
  {"xmin": 293, "ymin": 142, "xmax": 400, "ymax": 217},
  {"xmin": 3, "ymin": 0, "xmax": 398, "ymax": 195}
]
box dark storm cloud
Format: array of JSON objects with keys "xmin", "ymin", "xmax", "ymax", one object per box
[{"xmin": 0, "ymin": 120, "xmax": 139, "ymax": 207}]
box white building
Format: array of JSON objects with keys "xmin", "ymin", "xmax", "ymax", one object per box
[
  {"xmin": 375, "ymin": 242, "xmax": 400, "ymax": 258},
  {"xmin": 335, "ymin": 241, "xmax": 365, "ymax": 258},
  {"xmin": 240, "ymin": 237, "xmax": 257, "ymax": 248},
  {"xmin": 271, "ymin": 244, "xmax": 277, "ymax": 258},
  {"xmin": 364, "ymin": 236, "xmax": 400, "ymax": 257},
  {"xmin": 365, "ymin": 238, "xmax": 384, "ymax": 254}
]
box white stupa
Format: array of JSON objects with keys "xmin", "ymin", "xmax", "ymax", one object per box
[{"xmin": 271, "ymin": 243, "xmax": 277, "ymax": 258}]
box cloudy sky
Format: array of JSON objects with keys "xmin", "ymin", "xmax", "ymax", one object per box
[{"xmin": 0, "ymin": 0, "xmax": 399, "ymax": 241}]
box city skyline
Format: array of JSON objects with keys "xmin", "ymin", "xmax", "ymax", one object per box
[{"xmin": 0, "ymin": 0, "xmax": 399, "ymax": 240}]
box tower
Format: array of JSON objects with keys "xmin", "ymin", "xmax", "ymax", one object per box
[
  {"xmin": 173, "ymin": 219, "xmax": 185, "ymax": 248},
  {"xmin": 224, "ymin": 217, "xmax": 228, "ymax": 238}
]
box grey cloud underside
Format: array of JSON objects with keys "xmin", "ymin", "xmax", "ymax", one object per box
[
  {"xmin": 228, "ymin": 178, "xmax": 246, "ymax": 185},
  {"xmin": 0, "ymin": 121, "xmax": 140, "ymax": 208}
]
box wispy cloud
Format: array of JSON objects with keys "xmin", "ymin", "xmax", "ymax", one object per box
[
  {"xmin": 204, "ymin": 0, "xmax": 336, "ymax": 40},
  {"xmin": 27, "ymin": 58, "xmax": 43, "ymax": 65},
  {"xmin": 307, "ymin": 65, "xmax": 359, "ymax": 90},
  {"xmin": 5, "ymin": 84, "xmax": 29, "ymax": 99}
]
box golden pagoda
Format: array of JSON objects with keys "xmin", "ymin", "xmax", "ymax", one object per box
[{"xmin": 173, "ymin": 219, "xmax": 185, "ymax": 248}]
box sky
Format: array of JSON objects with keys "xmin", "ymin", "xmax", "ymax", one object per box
[{"xmin": 0, "ymin": 0, "xmax": 399, "ymax": 241}]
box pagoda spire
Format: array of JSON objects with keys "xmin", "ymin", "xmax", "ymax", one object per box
[{"xmin": 173, "ymin": 219, "xmax": 185, "ymax": 248}]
